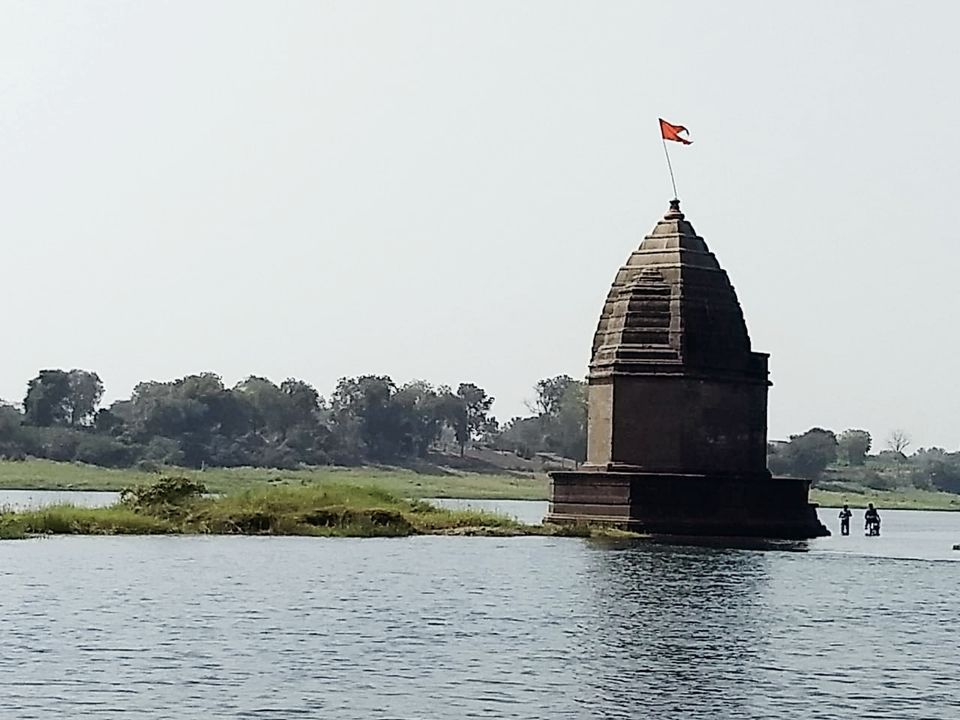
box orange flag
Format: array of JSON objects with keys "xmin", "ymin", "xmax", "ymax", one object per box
[{"xmin": 659, "ymin": 118, "xmax": 692, "ymax": 145}]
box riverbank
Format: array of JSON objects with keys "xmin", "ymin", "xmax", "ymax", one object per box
[
  {"xmin": 2, "ymin": 459, "xmax": 959, "ymax": 511},
  {"xmin": 0, "ymin": 479, "xmax": 614, "ymax": 540},
  {"xmin": 810, "ymin": 487, "xmax": 960, "ymax": 511},
  {"xmin": 0, "ymin": 459, "xmax": 548, "ymax": 499}
]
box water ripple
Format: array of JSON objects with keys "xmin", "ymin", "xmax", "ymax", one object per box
[{"xmin": 0, "ymin": 520, "xmax": 958, "ymax": 718}]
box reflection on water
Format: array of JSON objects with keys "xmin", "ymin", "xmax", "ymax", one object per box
[
  {"xmin": 578, "ymin": 544, "xmax": 770, "ymax": 720},
  {"xmin": 597, "ymin": 541, "xmax": 958, "ymax": 718}
]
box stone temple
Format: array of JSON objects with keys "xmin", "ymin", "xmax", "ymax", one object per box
[{"xmin": 548, "ymin": 199, "xmax": 828, "ymax": 538}]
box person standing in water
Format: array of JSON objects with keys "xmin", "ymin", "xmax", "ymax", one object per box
[
  {"xmin": 864, "ymin": 503, "xmax": 881, "ymax": 536},
  {"xmin": 838, "ymin": 505, "xmax": 852, "ymax": 536}
]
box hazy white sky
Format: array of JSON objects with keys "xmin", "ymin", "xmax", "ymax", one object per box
[{"xmin": 1, "ymin": 2, "xmax": 957, "ymax": 449}]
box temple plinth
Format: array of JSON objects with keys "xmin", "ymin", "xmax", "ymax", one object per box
[{"xmin": 548, "ymin": 199, "xmax": 828, "ymax": 539}]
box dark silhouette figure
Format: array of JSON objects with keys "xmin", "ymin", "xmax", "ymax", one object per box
[
  {"xmin": 838, "ymin": 505, "xmax": 852, "ymax": 536},
  {"xmin": 864, "ymin": 503, "xmax": 881, "ymax": 536}
]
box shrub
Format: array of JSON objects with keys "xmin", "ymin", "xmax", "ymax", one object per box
[
  {"xmin": 140, "ymin": 437, "xmax": 185, "ymax": 466},
  {"xmin": 73, "ymin": 434, "xmax": 137, "ymax": 468},
  {"xmin": 862, "ymin": 472, "xmax": 898, "ymax": 491},
  {"xmin": 120, "ymin": 476, "xmax": 207, "ymax": 512}
]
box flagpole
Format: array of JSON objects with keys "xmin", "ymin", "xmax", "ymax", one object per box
[{"xmin": 661, "ymin": 138, "xmax": 679, "ymax": 200}]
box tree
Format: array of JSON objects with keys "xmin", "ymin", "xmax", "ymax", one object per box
[
  {"xmin": 549, "ymin": 380, "xmax": 587, "ymax": 464},
  {"xmin": 767, "ymin": 441, "xmax": 791, "ymax": 476},
  {"xmin": 910, "ymin": 448, "xmax": 960, "ymax": 493},
  {"xmin": 327, "ymin": 410, "xmax": 366, "ymax": 465},
  {"xmin": 490, "ymin": 376, "xmax": 586, "ymax": 465},
  {"xmin": 449, "ymin": 383, "xmax": 495, "ymax": 457},
  {"xmin": 234, "ymin": 376, "xmax": 322, "ymax": 440},
  {"xmin": 331, "ymin": 375, "xmax": 406, "ymax": 461},
  {"xmin": 93, "ymin": 408, "xmax": 127, "ymax": 436},
  {"xmin": 66, "ymin": 370, "xmax": 104, "ymax": 426},
  {"xmin": 493, "ymin": 415, "xmax": 548, "ymax": 459},
  {"xmin": 235, "ymin": 376, "xmax": 288, "ymax": 434},
  {"xmin": 24, "ymin": 370, "xmax": 72, "ymax": 426},
  {"xmin": 0, "ymin": 403, "xmax": 25, "ymax": 458},
  {"xmin": 529, "ymin": 375, "xmax": 577, "ymax": 416},
  {"xmin": 123, "ymin": 373, "xmax": 250, "ymax": 467},
  {"xmin": 885, "ymin": 429, "xmax": 912, "ymax": 486},
  {"xmin": 0, "ymin": 403, "xmax": 23, "ymax": 436},
  {"xmin": 280, "ymin": 379, "xmax": 323, "ymax": 426},
  {"xmin": 276, "ymin": 379, "xmax": 329, "ymax": 465},
  {"xmin": 776, "ymin": 428, "xmax": 838, "ymax": 480},
  {"xmin": 127, "ymin": 380, "xmax": 210, "ymax": 439},
  {"xmin": 887, "ymin": 429, "xmax": 911, "ymax": 456},
  {"xmin": 394, "ymin": 381, "xmax": 445, "ymax": 457},
  {"xmin": 23, "ymin": 369, "xmax": 102, "ymax": 427},
  {"xmin": 837, "ymin": 429, "xmax": 871, "ymax": 466},
  {"xmin": 72, "ymin": 433, "xmax": 136, "ymax": 467}
]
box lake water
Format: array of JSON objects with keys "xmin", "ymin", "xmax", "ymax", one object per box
[
  {"xmin": 0, "ymin": 489, "xmax": 121, "ymax": 511},
  {"xmin": 2, "ymin": 493, "xmax": 959, "ymax": 718}
]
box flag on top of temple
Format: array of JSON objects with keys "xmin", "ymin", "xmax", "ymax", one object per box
[{"xmin": 659, "ymin": 118, "xmax": 692, "ymax": 145}]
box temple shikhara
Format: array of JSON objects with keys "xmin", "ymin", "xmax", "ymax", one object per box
[{"xmin": 548, "ymin": 199, "xmax": 829, "ymax": 538}]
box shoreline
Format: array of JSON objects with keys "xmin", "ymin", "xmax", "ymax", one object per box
[
  {"xmin": 0, "ymin": 459, "xmax": 549, "ymax": 499},
  {"xmin": 0, "ymin": 459, "xmax": 958, "ymax": 512},
  {"xmin": 4, "ymin": 487, "xmax": 959, "ymax": 511},
  {"xmin": 810, "ymin": 489, "xmax": 960, "ymax": 512},
  {"xmin": 3, "ymin": 475, "xmax": 957, "ymax": 541},
  {"xmin": 0, "ymin": 478, "xmax": 641, "ymax": 541}
]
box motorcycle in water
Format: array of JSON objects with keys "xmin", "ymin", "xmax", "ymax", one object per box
[{"xmin": 865, "ymin": 519, "xmax": 881, "ymax": 536}]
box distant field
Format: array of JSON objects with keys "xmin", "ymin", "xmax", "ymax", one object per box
[
  {"xmin": 0, "ymin": 459, "xmax": 550, "ymax": 500},
  {"xmin": 810, "ymin": 488, "xmax": 960, "ymax": 510},
  {"xmin": 811, "ymin": 487, "xmax": 960, "ymax": 511},
  {"xmin": 3, "ymin": 460, "xmax": 959, "ymax": 510}
]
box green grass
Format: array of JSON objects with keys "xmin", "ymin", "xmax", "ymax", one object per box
[
  {"xmin": 0, "ymin": 505, "xmax": 175, "ymax": 539},
  {"xmin": 0, "ymin": 481, "xmax": 604, "ymax": 540},
  {"xmin": 811, "ymin": 486, "xmax": 960, "ymax": 511},
  {"xmin": 182, "ymin": 484, "xmax": 528, "ymax": 537},
  {"xmin": 3, "ymin": 459, "xmax": 959, "ymax": 513},
  {"xmin": 0, "ymin": 459, "xmax": 549, "ymax": 499}
]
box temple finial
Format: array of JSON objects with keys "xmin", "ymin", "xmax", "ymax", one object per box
[{"xmin": 665, "ymin": 198, "xmax": 684, "ymax": 220}]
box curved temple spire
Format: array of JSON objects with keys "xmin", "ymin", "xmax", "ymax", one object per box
[{"xmin": 590, "ymin": 199, "xmax": 764, "ymax": 381}]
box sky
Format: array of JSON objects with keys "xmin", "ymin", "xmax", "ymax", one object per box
[{"xmin": 1, "ymin": 1, "xmax": 957, "ymax": 450}]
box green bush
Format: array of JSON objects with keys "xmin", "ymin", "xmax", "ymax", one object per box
[
  {"xmin": 862, "ymin": 471, "xmax": 898, "ymax": 491},
  {"xmin": 73, "ymin": 434, "xmax": 137, "ymax": 467},
  {"xmin": 120, "ymin": 476, "xmax": 207, "ymax": 511}
]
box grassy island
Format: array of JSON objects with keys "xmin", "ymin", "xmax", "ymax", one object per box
[
  {"xmin": 1, "ymin": 459, "xmax": 959, "ymax": 519},
  {"xmin": 0, "ymin": 477, "xmax": 619, "ymax": 541}
]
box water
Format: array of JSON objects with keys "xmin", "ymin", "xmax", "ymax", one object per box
[
  {"xmin": 0, "ymin": 489, "xmax": 119, "ymax": 511},
  {"xmin": 430, "ymin": 497, "xmax": 548, "ymax": 524},
  {"xmin": 2, "ymin": 497, "xmax": 959, "ymax": 718},
  {"xmin": 434, "ymin": 498, "xmax": 960, "ymax": 562}
]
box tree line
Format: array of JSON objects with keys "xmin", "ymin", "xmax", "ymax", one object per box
[
  {"xmin": 768, "ymin": 427, "xmax": 960, "ymax": 494},
  {"xmin": 0, "ymin": 368, "xmax": 586, "ymax": 471},
  {"xmin": 2, "ymin": 368, "xmax": 957, "ymax": 495}
]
